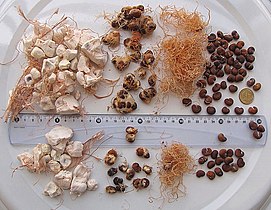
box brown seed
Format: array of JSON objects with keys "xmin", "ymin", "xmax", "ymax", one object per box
[
  {"xmin": 225, "ymin": 50, "xmax": 234, "ymax": 58},
  {"xmin": 257, "ymin": 125, "xmax": 265, "ymax": 133},
  {"xmin": 210, "ymin": 66, "xmax": 218, "ymax": 75},
  {"xmin": 227, "ymin": 57, "xmax": 234, "ymax": 66},
  {"xmin": 196, "ymin": 79, "xmax": 207, "ymax": 88},
  {"xmin": 216, "ymin": 70, "xmax": 224, "ymax": 77},
  {"xmin": 211, "ymin": 150, "xmax": 218, "ymax": 159},
  {"xmin": 221, "ymin": 107, "xmax": 230, "ymax": 114},
  {"xmin": 216, "ymin": 47, "xmax": 225, "ymax": 56},
  {"xmin": 199, "ymin": 89, "xmax": 207, "ymax": 98},
  {"xmin": 182, "ymin": 98, "xmax": 192, "ymax": 107},
  {"xmin": 210, "ymin": 53, "xmax": 219, "ymax": 62},
  {"xmin": 132, "ymin": 162, "xmax": 141, "ymax": 172},
  {"xmin": 207, "ymin": 160, "xmax": 216, "ymax": 169},
  {"xmin": 148, "ymin": 74, "xmax": 157, "ymax": 87},
  {"xmin": 222, "ymin": 164, "xmax": 232, "ymax": 172},
  {"xmin": 217, "ymin": 31, "xmax": 224, "ymax": 38},
  {"xmin": 207, "ymin": 75, "xmax": 216, "ymax": 85},
  {"xmin": 224, "ymin": 98, "xmax": 234, "ymax": 106},
  {"xmin": 206, "ymin": 171, "xmax": 216, "ymax": 180},
  {"xmin": 236, "ymin": 55, "xmax": 246, "ymax": 64},
  {"xmin": 227, "ymin": 74, "xmax": 235, "ymax": 83},
  {"xmin": 142, "ymin": 165, "xmax": 152, "ymax": 175},
  {"xmin": 231, "ymin": 67, "xmax": 239, "ymax": 76},
  {"xmin": 231, "ymin": 30, "xmax": 240, "ymax": 40},
  {"xmin": 206, "ymin": 106, "xmax": 216, "ymax": 115},
  {"xmin": 224, "ymin": 34, "xmax": 233, "ymax": 42},
  {"xmin": 253, "ymin": 83, "xmax": 261, "ymax": 91},
  {"xmin": 220, "ymin": 39, "xmax": 228, "ymax": 49},
  {"xmin": 237, "ymin": 158, "xmax": 245, "ymax": 168},
  {"xmin": 106, "ymin": 186, "xmax": 117, "ymax": 194},
  {"xmin": 236, "ymin": 40, "xmax": 245, "ymax": 49},
  {"xmin": 208, "ymin": 33, "xmax": 216, "ymax": 42},
  {"xmin": 192, "ymin": 104, "xmax": 202, "ymax": 114},
  {"xmin": 241, "ymin": 48, "xmax": 248, "ymax": 56},
  {"xmin": 212, "ymin": 83, "xmax": 221, "ymax": 92},
  {"xmin": 227, "ymin": 149, "xmax": 234, "ymax": 157},
  {"xmin": 238, "ymin": 68, "xmax": 247, "ymax": 77},
  {"xmin": 196, "ymin": 170, "xmax": 205, "ymax": 178},
  {"xmin": 198, "ymin": 156, "xmax": 208, "ymax": 164},
  {"xmin": 219, "ymin": 149, "xmax": 227, "ymax": 158},
  {"xmin": 229, "ymin": 43, "xmax": 236, "ymax": 51},
  {"xmin": 231, "ymin": 163, "xmax": 239, "ymax": 172},
  {"xmin": 107, "ymin": 167, "xmax": 118, "ymax": 176},
  {"xmin": 218, "ymin": 133, "xmax": 227, "ymax": 142},
  {"xmin": 247, "ymin": 46, "xmax": 255, "ymax": 54},
  {"xmin": 235, "ymin": 74, "xmax": 244, "ymax": 82},
  {"xmin": 234, "ymin": 107, "xmax": 244, "ymax": 115},
  {"xmin": 224, "ymin": 64, "xmax": 231, "ymax": 74},
  {"xmin": 249, "ymin": 121, "xmax": 258, "ymax": 130},
  {"xmin": 247, "ymin": 78, "xmax": 256, "ymax": 87},
  {"xmin": 214, "ymin": 40, "xmax": 221, "ymax": 47},
  {"xmin": 233, "ymin": 60, "xmax": 242, "ymax": 69},
  {"xmin": 246, "ymin": 54, "xmax": 255, "ymax": 63},
  {"xmin": 220, "ymin": 81, "xmax": 227, "ymax": 89},
  {"xmin": 202, "ymin": 147, "xmax": 212, "ymax": 156},
  {"xmin": 253, "ymin": 131, "xmax": 263, "ymax": 139},
  {"xmin": 235, "ymin": 149, "xmax": 245, "ymax": 158},
  {"xmin": 204, "ymin": 95, "xmax": 213, "ymax": 105},
  {"xmin": 229, "ymin": 84, "xmax": 238, "ymax": 93},
  {"xmin": 207, "ymin": 43, "xmax": 216, "ymax": 53},
  {"xmin": 215, "ymin": 157, "xmax": 224, "ymax": 165},
  {"xmin": 126, "ymin": 168, "xmax": 135, "ymax": 180},
  {"xmin": 214, "ymin": 167, "xmax": 223, "ymax": 176},
  {"xmin": 224, "ymin": 157, "xmax": 234, "ymax": 165},
  {"xmin": 234, "ymin": 48, "xmax": 241, "ymax": 56},
  {"xmin": 245, "ymin": 62, "xmax": 254, "ymax": 70},
  {"xmin": 248, "ymin": 106, "xmax": 258, "ymax": 114},
  {"xmin": 213, "ymin": 92, "xmax": 222, "ymax": 101}
]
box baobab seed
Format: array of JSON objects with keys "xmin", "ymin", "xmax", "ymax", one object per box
[
  {"xmin": 214, "ymin": 60, "xmax": 221, "ymax": 67},
  {"xmin": 225, "ymin": 50, "xmax": 234, "ymax": 58},
  {"xmin": 192, "ymin": 104, "xmax": 202, "ymax": 114},
  {"xmin": 182, "ymin": 98, "xmax": 192, "ymax": 107},
  {"xmin": 245, "ymin": 62, "xmax": 254, "ymax": 70},
  {"xmin": 207, "ymin": 160, "xmax": 216, "ymax": 169},
  {"xmin": 212, "ymin": 92, "xmax": 222, "ymax": 101},
  {"xmin": 234, "ymin": 48, "xmax": 241, "ymax": 56},
  {"xmin": 227, "ymin": 57, "xmax": 234, "ymax": 66},
  {"xmin": 196, "ymin": 170, "xmax": 205, "ymax": 178},
  {"xmin": 202, "ymin": 147, "xmax": 212, "ymax": 156},
  {"xmin": 241, "ymin": 49, "xmax": 248, "ymax": 56},
  {"xmin": 247, "ymin": 46, "xmax": 255, "ymax": 54},
  {"xmin": 229, "ymin": 84, "xmax": 238, "ymax": 93},
  {"xmin": 227, "ymin": 74, "xmax": 235, "ymax": 83},
  {"xmin": 229, "ymin": 43, "xmax": 236, "ymax": 51},
  {"xmin": 206, "ymin": 106, "xmax": 216, "ymax": 115},
  {"xmin": 219, "ymin": 149, "xmax": 227, "ymax": 158},
  {"xmin": 218, "ymin": 133, "xmax": 227, "ymax": 142},
  {"xmin": 214, "ymin": 167, "xmax": 224, "ymax": 176},
  {"xmin": 253, "ymin": 83, "xmax": 261, "ymax": 91},
  {"xmin": 214, "ymin": 40, "xmax": 221, "ymax": 47},
  {"xmin": 217, "ymin": 31, "xmax": 224, "ymax": 38},
  {"xmin": 224, "ymin": 157, "xmax": 234, "ymax": 165},
  {"xmin": 236, "ymin": 55, "xmax": 246, "ymax": 64},
  {"xmin": 253, "ymin": 131, "xmax": 263, "ymax": 139},
  {"xmin": 221, "ymin": 39, "xmax": 228, "ymax": 49},
  {"xmin": 215, "ymin": 157, "xmax": 224, "ymax": 165},
  {"xmin": 224, "ymin": 34, "xmax": 233, "ymax": 42},
  {"xmin": 231, "ymin": 30, "xmax": 240, "ymax": 40},
  {"xmin": 216, "ymin": 70, "xmax": 224, "ymax": 77},
  {"xmin": 208, "ymin": 33, "xmax": 216, "ymax": 42},
  {"xmin": 235, "ymin": 149, "xmax": 244, "ymax": 158},
  {"xmin": 210, "ymin": 66, "xmax": 218, "ymax": 75},
  {"xmin": 224, "ymin": 98, "xmax": 234, "ymax": 106},
  {"xmin": 196, "ymin": 79, "xmax": 207, "ymax": 88},
  {"xmin": 246, "ymin": 54, "xmax": 255, "ymax": 63},
  {"xmin": 247, "ymin": 78, "xmax": 256, "ymax": 87},
  {"xmin": 231, "ymin": 67, "xmax": 239, "ymax": 76},
  {"xmin": 235, "ymin": 74, "xmax": 244, "ymax": 82},
  {"xmin": 207, "ymin": 75, "xmax": 216, "ymax": 85},
  {"xmin": 224, "ymin": 64, "xmax": 231, "ymax": 74},
  {"xmin": 227, "ymin": 149, "xmax": 234, "ymax": 157},
  {"xmin": 236, "ymin": 40, "xmax": 245, "ymax": 49},
  {"xmin": 234, "ymin": 107, "xmax": 244, "ymax": 115},
  {"xmin": 204, "ymin": 95, "xmax": 213, "ymax": 105},
  {"xmin": 199, "ymin": 89, "xmax": 207, "ymax": 98},
  {"xmin": 217, "ymin": 47, "xmax": 225, "ymax": 56},
  {"xmin": 206, "ymin": 171, "xmax": 216, "ymax": 180},
  {"xmin": 237, "ymin": 158, "xmax": 245, "ymax": 168},
  {"xmin": 231, "ymin": 163, "xmax": 239, "ymax": 172},
  {"xmin": 198, "ymin": 156, "xmax": 208, "ymax": 164},
  {"xmin": 222, "ymin": 106, "xmax": 230, "ymax": 114},
  {"xmin": 210, "ymin": 53, "xmax": 219, "ymax": 61},
  {"xmin": 248, "ymin": 106, "xmax": 258, "ymax": 114},
  {"xmin": 239, "ymin": 68, "xmax": 247, "ymax": 77},
  {"xmin": 222, "ymin": 164, "xmax": 232, "ymax": 172},
  {"xmin": 212, "ymin": 83, "xmax": 221, "ymax": 92},
  {"xmin": 257, "ymin": 125, "xmax": 265, "ymax": 133},
  {"xmin": 211, "ymin": 150, "xmax": 218, "ymax": 159},
  {"xmin": 233, "ymin": 60, "xmax": 242, "ymax": 69},
  {"xmin": 220, "ymin": 81, "xmax": 227, "ymax": 89},
  {"xmin": 249, "ymin": 121, "xmax": 258, "ymax": 130},
  {"xmin": 207, "ymin": 43, "xmax": 216, "ymax": 53}
]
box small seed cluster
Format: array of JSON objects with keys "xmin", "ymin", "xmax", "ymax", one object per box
[
  {"xmin": 182, "ymin": 30, "xmax": 261, "ymax": 116},
  {"xmin": 104, "ymin": 148, "xmax": 152, "ymax": 194},
  {"xmin": 196, "ymin": 147, "xmax": 245, "ymax": 180},
  {"xmin": 249, "ymin": 121, "xmax": 266, "ymax": 140}
]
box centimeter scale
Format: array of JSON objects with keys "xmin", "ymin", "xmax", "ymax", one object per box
[{"xmin": 8, "ymin": 113, "xmax": 268, "ymax": 147}]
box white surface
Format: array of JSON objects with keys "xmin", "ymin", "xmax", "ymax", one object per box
[{"xmin": 0, "ymin": 0, "xmax": 271, "ymax": 210}]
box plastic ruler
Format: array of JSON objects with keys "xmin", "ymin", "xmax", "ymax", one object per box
[{"xmin": 8, "ymin": 113, "xmax": 268, "ymax": 147}]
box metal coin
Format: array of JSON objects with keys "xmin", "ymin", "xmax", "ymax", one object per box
[{"xmin": 239, "ymin": 88, "xmax": 254, "ymax": 105}]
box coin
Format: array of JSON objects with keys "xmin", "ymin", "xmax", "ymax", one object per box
[{"xmin": 239, "ymin": 88, "xmax": 254, "ymax": 105}]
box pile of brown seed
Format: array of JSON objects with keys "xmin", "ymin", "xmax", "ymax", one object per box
[
  {"xmin": 196, "ymin": 147, "xmax": 245, "ymax": 180},
  {"xmin": 182, "ymin": 30, "xmax": 261, "ymax": 115}
]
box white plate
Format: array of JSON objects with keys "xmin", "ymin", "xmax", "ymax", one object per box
[{"xmin": 1, "ymin": 0, "xmax": 271, "ymax": 209}]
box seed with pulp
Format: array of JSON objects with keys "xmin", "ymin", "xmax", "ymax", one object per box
[
  {"xmin": 113, "ymin": 177, "xmax": 123, "ymax": 185},
  {"xmin": 218, "ymin": 133, "xmax": 227, "ymax": 142},
  {"xmin": 142, "ymin": 165, "xmax": 152, "ymax": 175},
  {"xmin": 206, "ymin": 171, "xmax": 216, "ymax": 180},
  {"xmin": 248, "ymin": 106, "xmax": 258, "ymax": 114},
  {"xmin": 132, "ymin": 162, "xmax": 141, "ymax": 172},
  {"xmin": 237, "ymin": 158, "xmax": 245, "ymax": 168},
  {"xmin": 247, "ymin": 46, "xmax": 255, "ymax": 54},
  {"xmin": 222, "ymin": 106, "xmax": 230, "ymax": 114},
  {"xmin": 235, "ymin": 149, "xmax": 244, "ymax": 158},
  {"xmin": 206, "ymin": 106, "xmax": 216, "ymax": 115},
  {"xmin": 126, "ymin": 168, "xmax": 135, "ymax": 180},
  {"xmin": 234, "ymin": 107, "xmax": 244, "ymax": 115},
  {"xmin": 196, "ymin": 79, "xmax": 207, "ymax": 88},
  {"xmin": 202, "ymin": 148, "xmax": 212, "ymax": 156},
  {"xmin": 214, "ymin": 167, "xmax": 223, "ymax": 176},
  {"xmin": 249, "ymin": 121, "xmax": 258, "ymax": 130},
  {"xmin": 106, "ymin": 186, "xmax": 117, "ymax": 194},
  {"xmin": 107, "ymin": 167, "xmax": 118, "ymax": 176},
  {"xmin": 192, "ymin": 104, "xmax": 202, "ymax": 114},
  {"xmin": 207, "ymin": 160, "xmax": 216, "ymax": 169},
  {"xmin": 196, "ymin": 170, "xmax": 205, "ymax": 178},
  {"xmin": 253, "ymin": 131, "xmax": 263, "ymax": 139},
  {"xmin": 253, "ymin": 83, "xmax": 261, "ymax": 91}
]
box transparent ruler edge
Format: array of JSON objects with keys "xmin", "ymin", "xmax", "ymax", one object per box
[{"xmin": 8, "ymin": 113, "xmax": 268, "ymax": 147}]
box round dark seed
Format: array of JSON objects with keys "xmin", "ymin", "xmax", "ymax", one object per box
[
  {"xmin": 248, "ymin": 106, "xmax": 258, "ymax": 115},
  {"xmin": 196, "ymin": 79, "xmax": 207, "ymax": 88},
  {"xmin": 216, "ymin": 70, "xmax": 224, "ymax": 77},
  {"xmin": 238, "ymin": 68, "xmax": 247, "ymax": 77},
  {"xmin": 214, "ymin": 167, "xmax": 223, "ymax": 176},
  {"xmin": 206, "ymin": 171, "xmax": 216, "ymax": 180},
  {"xmin": 229, "ymin": 43, "xmax": 236, "ymax": 51},
  {"xmin": 211, "ymin": 150, "xmax": 218, "ymax": 159},
  {"xmin": 219, "ymin": 149, "xmax": 227, "ymax": 158},
  {"xmin": 217, "ymin": 31, "xmax": 224, "ymax": 39},
  {"xmin": 233, "ymin": 60, "xmax": 242, "ymax": 69},
  {"xmin": 220, "ymin": 81, "xmax": 227, "ymax": 89},
  {"xmin": 225, "ymin": 50, "xmax": 234, "ymax": 58},
  {"xmin": 224, "ymin": 98, "xmax": 234, "ymax": 106},
  {"xmin": 236, "ymin": 55, "xmax": 246, "ymax": 64},
  {"xmin": 218, "ymin": 133, "xmax": 227, "ymax": 142},
  {"xmin": 224, "ymin": 34, "xmax": 233, "ymax": 42},
  {"xmin": 192, "ymin": 104, "xmax": 202, "ymax": 114},
  {"xmin": 215, "ymin": 157, "xmax": 224, "ymax": 165},
  {"xmin": 196, "ymin": 170, "xmax": 205, "ymax": 178},
  {"xmin": 227, "ymin": 57, "xmax": 234, "ymax": 66},
  {"xmin": 235, "ymin": 149, "xmax": 244, "ymax": 158},
  {"xmin": 231, "ymin": 30, "xmax": 240, "ymax": 40},
  {"xmin": 234, "ymin": 107, "xmax": 244, "ymax": 115},
  {"xmin": 206, "ymin": 106, "xmax": 216, "ymax": 115},
  {"xmin": 247, "ymin": 46, "xmax": 255, "ymax": 54},
  {"xmin": 224, "ymin": 157, "xmax": 234, "ymax": 165},
  {"xmin": 246, "ymin": 54, "xmax": 255, "ymax": 63},
  {"xmin": 220, "ymin": 39, "xmax": 228, "ymax": 49},
  {"xmin": 231, "ymin": 68, "xmax": 239, "ymax": 76},
  {"xmin": 198, "ymin": 156, "xmax": 208, "ymax": 164},
  {"xmin": 253, "ymin": 83, "xmax": 261, "ymax": 91},
  {"xmin": 202, "ymin": 147, "xmax": 212, "ymax": 156},
  {"xmin": 222, "ymin": 164, "xmax": 232, "ymax": 172},
  {"xmin": 229, "ymin": 84, "xmax": 238, "ymax": 93},
  {"xmin": 227, "ymin": 74, "xmax": 235, "ymax": 83},
  {"xmin": 213, "ymin": 92, "xmax": 222, "ymax": 101},
  {"xmin": 113, "ymin": 177, "xmax": 123, "ymax": 185},
  {"xmin": 257, "ymin": 125, "xmax": 265, "ymax": 133},
  {"xmin": 207, "ymin": 160, "xmax": 216, "ymax": 169},
  {"xmin": 246, "ymin": 78, "xmax": 256, "ymax": 87},
  {"xmin": 212, "ymin": 83, "xmax": 221, "ymax": 92},
  {"xmin": 236, "ymin": 41, "xmax": 245, "ymax": 49},
  {"xmin": 214, "ymin": 40, "xmax": 221, "ymax": 47},
  {"xmin": 224, "ymin": 64, "xmax": 231, "ymax": 74},
  {"xmin": 249, "ymin": 121, "xmax": 258, "ymax": 130},
  {"xmin": 234, "ymin": 48, "xmax": 241, "ymax": 56},
  {"xmin": 221, "ymin": 106, "xmax": 230, "ymax": 114},
  {"xmin": 245, "ymin": 62, "xmax": 254, "ymax": 70},
  {"xmin": 208, "ymin": 33, "xmax": 217, "ymax": 42},
  {"xmin": 237, "ymin": 158, "xmax": 245, "ymax": 168},
  {"xmin": 241, "ymin": 49, "xmax": 248, "ymax": 56},
  {"xmin": 216, "ymin": 47, "xmax": 225, "ymax": 56},
  {"xmin": 207, "ymin": 75, "xmax": 216, "ymax": 85},
  {"xmin": 207, "ymin": 43, "xmax": 216, "ymax": 53},
  {"xmin": 235, "ymin": 74, "xmax": 244, "ymax": 82},
  {"xmin": 253, "ymin": 131, "xmax": 263, "ymax": 139},
  {"xmin": 231, "ymin": 163, "xmax": 239, "ymax": 172}
]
